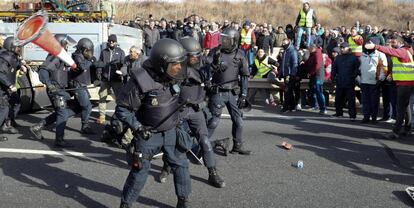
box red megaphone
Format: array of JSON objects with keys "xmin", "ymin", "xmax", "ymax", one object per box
[{"xmin": 14, "ymin": 11, "xmax": 77, "ymax": 69}]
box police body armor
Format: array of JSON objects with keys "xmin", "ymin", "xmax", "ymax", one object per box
[
  {"xmin": 42, "ymin": 55, "xmax": 68, "ymax": 89},
  {"xmin": 70, "ymin": 51, "xmax": 92, "ymax": 86},
  {"xmin": 212, "ymin": 49, "xmax": 245, "ymax": 90},
  {"xmin": 180, "ymin": 66, "xmax": 206, "ymax": 105},
  {"xmin": 0, "ymin": 50, "xmax": 20, "ymax": 88},
  {"xmin": 131, "ymin": 68, "xmax": 180, "ymax": 132}
]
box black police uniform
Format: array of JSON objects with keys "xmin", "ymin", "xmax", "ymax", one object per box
[
  {"xmin": 0, "ymin": 49, "xmax": 20, "ymax": 141},
  {"xmin": 30, "ymin": 54, "xmax": 81, "ymax": 146},
  {"xmin": 70, "ymin": 49, "xmax": 93, "ymax": 131},
  {"xmin": 117, "ymin": 38, "xmax": 191, "ymax": 208},
  {"xmin": 207, "ymin": 47, "xmax": 251, "ymax": 154}
]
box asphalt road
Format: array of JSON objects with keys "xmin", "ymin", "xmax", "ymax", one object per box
[{"xmin": 1, "ymin": 101, "xmax": 414, "ymax": 208}]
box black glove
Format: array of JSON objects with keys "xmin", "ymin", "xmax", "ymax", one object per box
[
  {"xmin": 47, "ymin": 84, "xmax": 58, "ymax": 94},
  {"xmin": 213, "ymin": 47, "xmax": 221, "ymax": 66},
  {"xmin": 96, "ymin": 69, "xmax": 102, "ymax": 81},
  {"xmin": 237, "ymin": 95, "xmax": 247, "ymax": 109},
  {"xmin": 91, "ymin": 56, "xmax": 97, "ymax": 63},
  {"xmin": 133, "ymin": 125, "xmax": 152, "ymax": 141}
]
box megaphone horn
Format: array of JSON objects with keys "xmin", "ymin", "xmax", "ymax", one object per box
[{"xmin": 14, "ymin": 11, "xmax": 77, "ymax": 69}]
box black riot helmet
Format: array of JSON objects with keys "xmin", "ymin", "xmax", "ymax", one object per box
[
  {"xmin": 150, "ymin": 38, "xmax": 187, "ymax": 80},
  {"xmin": 3, "ymin": 36, "xmax": 21, "ymax": 55},
  {"xmin": 54, "ymin": 34, "xmax": 76, "ymax": 51},
  {"xmin": 179, "ymin": 36, "xmax": 202, "ymax": 67},
  {"xmin": 76, "ymin": 38, "xmax": 94, "ymax": 53},
  {"xmin": 75, "ymin": 38, "xmax": 94, "ymax": 60},
  {"xmin": 220, "ymin": 28, "xmax": 240, "ymax": 53}
]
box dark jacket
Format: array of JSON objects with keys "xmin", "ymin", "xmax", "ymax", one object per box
[
  {"xmin": 318, "ymin": 34, "xmax": 333, "ymax": 53},
  {"xmin": 331, "ymin": 53, "xmax": 360, "ymax": 88},
  {"xmin": 256, "ymin": 34, "xmax": 274, "ymax": 54},
  {"xmin": 122, "ymin": 54, "xmax": 148, "ymax": 77},
  {"xmin": 0, "ymin": 50, "xmax": 20, "ymax": 89},
  {"xmin": 173, "ymin": 28, "xmax": 184, "ymax": 41},
  {"xmin": 280, "ymin": 43, "xmax": 298, "ymax": 77},
  {"xmin": 158, "ymin": 28, "xmax": 171, "ymax": 39},
  {"xmin": 144, "ymin": 27, "xmax": 160, "ymax": 48},
  {"xmin": 70, "ymin": 50, "xmax": 93, "ymax": 86},
  {"xmin": 98, "ymin": 46, "xmax": 126, "ymax": 81}
]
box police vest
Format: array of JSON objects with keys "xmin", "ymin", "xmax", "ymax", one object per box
[
  {"xmin": 254, "ymin": 57, "xmax": 271, "ymax": 79},
  {"xmin": 180, "ymin": 67, "xmax": 206, "ymax": 105},
  {"xmin": 348, "ymin": 36, "xmax": 363, "ymax": 54},
  {"xmin": 391, "ymin": 49, "xmax": 414, "ymax": 81},
  {"xmin": 212, "ymin": 50, "xmax": 245, "ymax": 90},
  {"xmin": 240, "ymin": 29, "xmax": 253, "ymax": 45},
  {"xmin": 299, "ymin": 9, "xmax": 314, "ymax": 28},
  {"xmin": 132, "ymin": 68, "xmax": 180, "ymax": 132}
]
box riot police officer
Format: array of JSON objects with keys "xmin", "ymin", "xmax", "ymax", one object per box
[
  {"xmin": 207, "ymin": 28, "xmax": 251, "ymax": 155},
  {"xmin": 0, "ymin": 37, "xmax": 22, "ymax": 141},
  {"xmin": 158, "ymin": 37, "xmax": 225, "ymax": 188},
  {"xmin": 30, "ymin": 34, "xmax": 79, "ymax": 147},
  {"xmin": 116, "ymin": 39, "xmax": 191, "ymax": 208},
  {"xmin": 70, "ymin": 38, "xmax": 95, "ymax": 134}
]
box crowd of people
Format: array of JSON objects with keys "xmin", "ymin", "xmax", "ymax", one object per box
[{"xmin": 0, "ymin": 1, "xmax": 414, "ymax": 207}]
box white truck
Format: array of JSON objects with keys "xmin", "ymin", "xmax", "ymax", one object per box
[{"xmin": 0, "ymin": 22, "xmax": 143, "ymax": 112}]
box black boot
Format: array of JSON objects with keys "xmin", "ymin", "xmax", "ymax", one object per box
[
  {"xmin": 176, "ymin": 197, "xmax": 190, "ymax": 208},
  {"xmin": 11, "ymin": 119, "xmax": 22, "ymax": 128},
  {"xmin": 1, "ymin": 120, "xmax": 18, "ymax": 134},
  {"xmin": 159, "ymin": 164, "xmax": 171, "ymax": 183},
  {"xmin": 208, "ymin": 167, "xmax": 225, "ymax": 188},
  {"xmin": 212, "ymin": 137, "xmax": 230, "ymax": 156},
  {"xmin": 81, "ymin": 123, "xmax": 95, "ymax": 135},
  {"xmin": 55, "ymin": 136, "xmax": 73, "ymax": 148},
  {"xmin": 30, "ymin": 121, "xmax": 45, "ymax": 140},
  {"xmin": 230, "ymin": 140, "xmax": 251, "ymax": 155},
  {"xmin": 119, "ymin": 202, "xmax": 129, "ymax": 208}
]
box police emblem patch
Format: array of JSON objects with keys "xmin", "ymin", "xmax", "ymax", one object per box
[{"xmin": 151, "ymin": 98, "xmax": 158, "ymax": 106}]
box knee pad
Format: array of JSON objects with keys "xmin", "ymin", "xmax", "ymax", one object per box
[
  {"xmin": 53, "ymin": 96, "xmax": 67, "ymax": 110},
  {"xmin": 208, "ymin": 117, "xmax": 220, "ymax": 130},
  {"xmin": 199, "ymin": 136, "xmax": 213, "ymax": 151}
]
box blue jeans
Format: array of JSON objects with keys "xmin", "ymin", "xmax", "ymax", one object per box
[
  {"xmin": 312, "ymin": 79, "xmax": 326, "ymax": 111},
  {"xmin": 361, "ymin": 84, "xmax": 380, "ymax": 120},
  {"xmin": 296, "ymin": 27, "xmax": 311, "ymax": 49},
  {"xmin": 121, "ymin": 128, "xmax": 191, "ymax": 206}
]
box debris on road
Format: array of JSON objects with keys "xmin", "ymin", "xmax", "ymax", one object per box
[{"xmin": 281, "ymin": 141, "xmax": 293, "ymax": 150}]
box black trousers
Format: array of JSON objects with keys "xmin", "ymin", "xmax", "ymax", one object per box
[
  {"xmin": 335, "ymin": 87, "xmax": 356, "ymax": 118},
  {"xmin": 393, "ymin": 85, "xmax": 414, "ymax": 134}
]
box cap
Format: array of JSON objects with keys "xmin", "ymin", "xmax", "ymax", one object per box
[
  {"xmin": 339, "ymin": 42, "xmax": 349, "ymax": 48},
  {"xmin": 108, "ymin": 34, "xmax": 117, "ymax": 43}
]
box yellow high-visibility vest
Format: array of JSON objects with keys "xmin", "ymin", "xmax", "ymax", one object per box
[
  {"xmin": 348, "ymin": 36, "xmax": 363, "ymax": 54},
  {"xmin": 392, "ymin": 50, "xmax": 414, "ymax": 81},
  {"xmin": 254, "ymin": 57, "xmax": 271, "ymax": 78},
  {"xmin": 240, "ymin": 29, "xmax": 253, "ymax": 45},
  {"xmin": 298, "ymin": 9, "xmax": 314, "ymax": 28}
]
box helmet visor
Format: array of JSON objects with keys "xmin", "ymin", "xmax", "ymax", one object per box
[
  {"xmin": 220, "ymin": 33, "xmax": 234, "ymax": 51},
  {"xmin": 166, "ymin": 61, "xmax": 187, "ymax": 80},
  {"xmin": 61, "ymin": 35, "xmax": 76, "ymax": 50}
]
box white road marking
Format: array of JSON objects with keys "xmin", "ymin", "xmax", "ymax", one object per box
[
  {"xmin": 93, "ymin": 109, "xmax": 342, "ymax": 120},
  {"xmin": 0, "ymin": 148, "xmax": 111, "ymax": 158}
]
